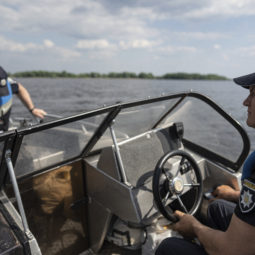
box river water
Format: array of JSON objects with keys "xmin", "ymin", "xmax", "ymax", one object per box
[{"xmin": 11, "ymin": 78, "xmax": 254, "ymax": 149}]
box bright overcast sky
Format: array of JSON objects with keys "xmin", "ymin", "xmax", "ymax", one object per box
[{"xmin": 1, "ymin": 0, "xmax": 255, "ymax": 78}]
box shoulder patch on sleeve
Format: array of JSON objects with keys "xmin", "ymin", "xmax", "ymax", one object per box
[{"xmin": 239, "ymin": 179, "xmax": 255, "ymax": 213}]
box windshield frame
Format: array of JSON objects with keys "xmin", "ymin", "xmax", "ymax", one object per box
[{"xmin": 0, "ymin": 91, "xmax": 250, "ymax": 186}]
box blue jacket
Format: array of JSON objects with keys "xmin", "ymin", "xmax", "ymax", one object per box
[{"xmin": 0, "ymin": 67, "xmax": 13, "ymax": 116}]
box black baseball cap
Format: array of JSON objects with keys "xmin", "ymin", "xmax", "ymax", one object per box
[{"xmin": 233, "ymin": 72, "xmax": 255, "ymax": 89}]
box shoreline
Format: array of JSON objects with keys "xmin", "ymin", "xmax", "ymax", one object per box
[{"xmin": 10, "ymin": 71, "xmax": 229, "ymax": 80}]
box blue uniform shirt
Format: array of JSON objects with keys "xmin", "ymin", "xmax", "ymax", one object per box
[
  {"xmin": 242, "ymin": 150, "xmax": 255, "ymax": 180},
  {"xmin": 234, "ymin": 151, "xmax": 255, "ymax": 226}
]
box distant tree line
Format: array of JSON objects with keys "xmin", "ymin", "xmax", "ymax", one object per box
[{"xmin": 10, "ymin": 70, "xmax": 228, "ymax": 80}]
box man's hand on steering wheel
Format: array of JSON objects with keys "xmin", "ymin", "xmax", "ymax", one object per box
[{"xmin": 172, "ymin": 210, "xmax": 202, "ymax": 239}]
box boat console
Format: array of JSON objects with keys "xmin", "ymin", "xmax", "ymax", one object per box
[{"xmin": 85, "ymin": 121, "xmax": 206, "ymax": 250}]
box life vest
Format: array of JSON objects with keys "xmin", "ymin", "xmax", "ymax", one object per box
[{"xmin": 0, "ymin": 67, "xmax": 13, "ymax": 116}]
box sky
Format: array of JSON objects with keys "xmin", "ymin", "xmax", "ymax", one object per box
[{"xmin": 1, "ymin": 0, "xmax": 255, "ymax": 78}]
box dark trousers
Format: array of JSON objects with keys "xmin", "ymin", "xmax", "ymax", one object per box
[
  {"xmin": 207, "ymin": 199, "xmax": 236, "ymax": 231},
  {"xmin": 155, "ymin": 237, "xmax": 207, "ymax": 255},
  {"xmin": 155, "ymin": 199, "xmax": 236, "ymax": 255}
]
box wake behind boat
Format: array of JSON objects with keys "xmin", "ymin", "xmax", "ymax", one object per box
[{"xmin": 0, "ymin": 91, "xmax": 249, "ymax": 254}]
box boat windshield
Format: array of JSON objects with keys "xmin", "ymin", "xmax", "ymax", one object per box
[
  {"xmin": 102, "ymin": 94, "xmax": 247, "ymax": 164},
  {"xmin": 0, "ymin": 92, "xmax": 249, "ymax": 180},
  {"xmin": 159, "ymin": 97, "xmax": 244, "ymax": 161}
]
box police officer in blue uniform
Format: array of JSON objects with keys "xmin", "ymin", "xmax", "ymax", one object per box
[
  {"xmin": 156, "ymin": 72, "xmax": 255, "ymax": 255},
  {"xmin": 0, "ymin": 66, "xmax": 46, "ymax": 131}
]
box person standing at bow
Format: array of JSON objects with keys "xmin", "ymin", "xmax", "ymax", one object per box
[{"xmin": 0, "ymin": 66, "xmax": 46, "ymax": 131}]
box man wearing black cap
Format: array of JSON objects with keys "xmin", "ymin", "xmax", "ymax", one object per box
[
  {"xmin": 0, "ymin": 66, "xmax": 46, "ymax": 131},
  {"xmin": 156, "ymin": 73, "xmax": 255, "ymax": 255}
]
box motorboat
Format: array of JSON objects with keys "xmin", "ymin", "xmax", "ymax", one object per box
[{"xmin": 0, "ymin": 91, "xmax": 250, "ymax": 254}]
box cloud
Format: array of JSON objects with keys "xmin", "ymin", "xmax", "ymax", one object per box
[
  {"xmin": 213, "ymin": 44, "xmax": 221, "ymax": 50},
  {"xmin": 158, "ymin": 45, "xmax": 197, "ymax": 55},
  {"xmin": 120, "ymin": 6, "xmax": 165, "ymax": 21},
  {"xmin": 76, "ymin": 38, "xmax": 160, "ymax": 52},
  {"xmin": 76, "ymin": 39, "xmax": 115, "ymax": 50},
  {"xmin": 119, "ymin": 39, "xmax": 160, "ymax": 50},
  {"xmin": 0, "ymin": 0, "xmax": 254, "ymax": 77},
  {"xmin": 0, "ymin": 0, "xmax": 159, "ymax": 41},
  {"xmin": 180, "ymin": 0, "xmax": 255, "ymax": 19},
  {"xmin": 1, "ymin": 0, "xmax": 254, "ymax": 42},
  {"xmin": 44, "ymin": 39, "xmax": 55, "ymax": 48},
  {"xmin": 0, "ymin": 0, "xmax": 239, "ymax": 52},
  {"xmin": 175, "ymin": 32, "xmax": 228, "ymax": 40},
  {"xmin": 53, "ymin": 47, "xmax": 81, "ymax": 59},
  {"xmin": 101, "ymin": 0, "xmax": 255, "ymax": 21},
  {"xmin": 0, "ymin": 36, "xmax": 38, "ymax": 52},
  {"xmin": 97, "ymin": 0, "xmax": 255, "ymax": 22},
  {"xmin": 238, "ymin": 45, "xmax": 255, "ymax": 56},
  {"xmin": 0, "ymin": 36, "xmax": 80, "ymax": 59}
]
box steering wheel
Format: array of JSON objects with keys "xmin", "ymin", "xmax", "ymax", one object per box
[{"xmin": 153, "ymin": 150, "xmax": 203, "ymax": 222}]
